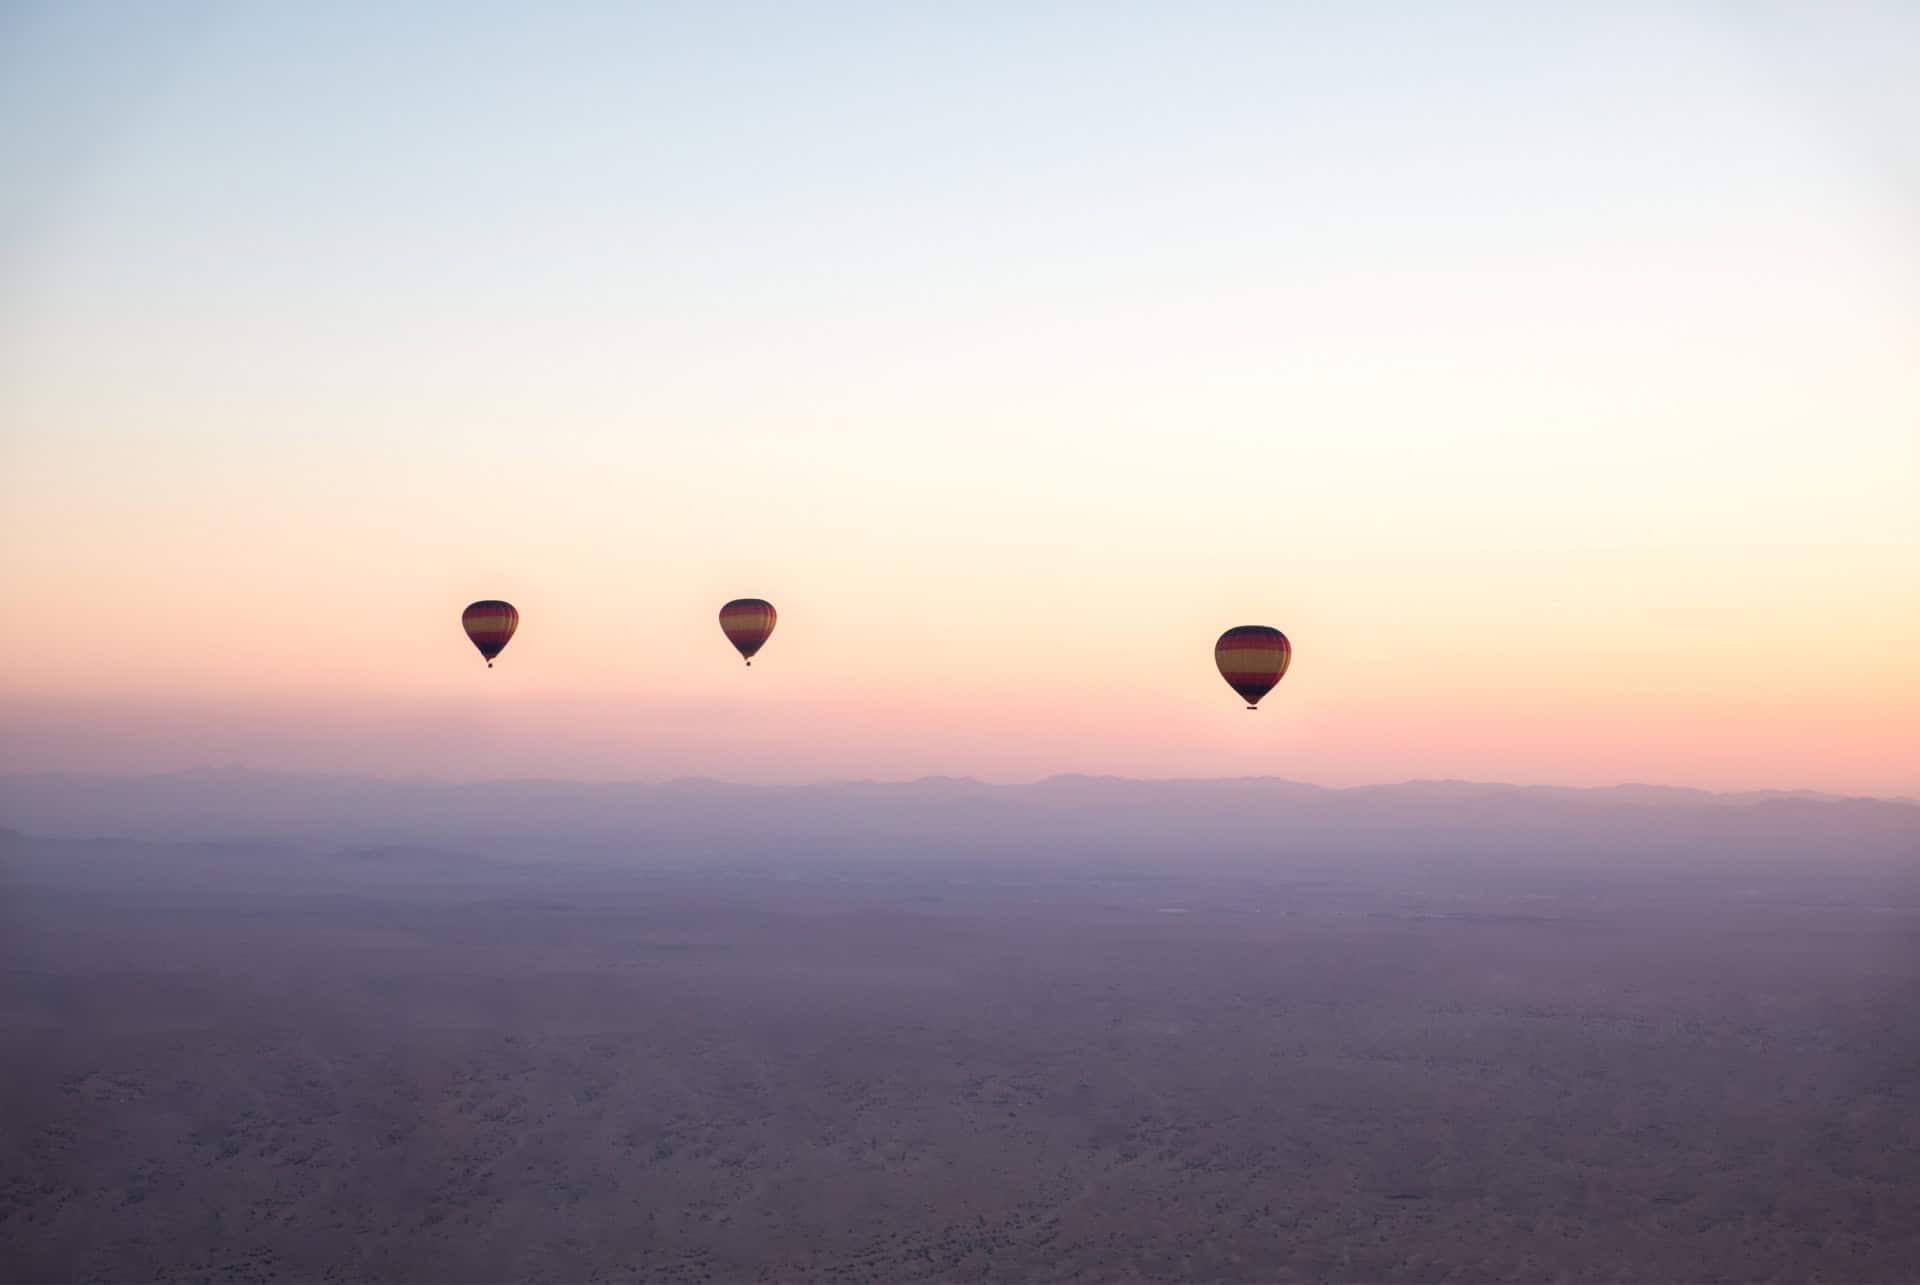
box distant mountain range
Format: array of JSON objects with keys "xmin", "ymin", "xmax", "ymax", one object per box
[{"xmin": 0, "ymin": 769, "xmax": 1912, "ymax": 868}]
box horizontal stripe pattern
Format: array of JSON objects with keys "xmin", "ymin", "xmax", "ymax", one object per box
[
  {"xmin": 719, "ymin": 598, "xmax": 777, "ymax": 660},
  {"xmin": 1215, "ymin": 625, "xmax": 1290, "ymax": 706},
  {"xmin": 462, "ymin": 600, "xmax": 519, "ymax": 661}
]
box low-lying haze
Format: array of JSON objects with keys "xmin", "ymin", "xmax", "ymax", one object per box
[{"xmin": 3, "ymin": 773, "xmax": 1916, "ymax": 1281}]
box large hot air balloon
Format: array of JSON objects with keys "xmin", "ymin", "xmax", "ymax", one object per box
[
  {"xmin": 718, "ymin": 599, "xmax": 777, "ymax": 666},
  {"xmin": 462, "ymin": 600, "xmax": 519, "ymax": 668},
  {"xmin": 1215, "ymin": 625, "xmax": 1290, "ymax": 709}
]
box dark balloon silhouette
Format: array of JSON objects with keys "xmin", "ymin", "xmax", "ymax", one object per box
[
  {"xmin": 1215, "ymin": 625, "xmax": 1290, "ymax": 709},
  {"xmin": 719, "ymin": 599, "xmax": 777, "ymax": 666},
  {"xmin": 462, "ymin": 600, "xmax": 519, "ymax": 668}
]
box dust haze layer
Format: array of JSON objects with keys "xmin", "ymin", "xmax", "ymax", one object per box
[
  {"xmin": 2, "ymin": 774, "xmax": 1917, "ymax": 1281},
  {"xmin": 0, "ymin": 768, "xmax": 1911, "ymax": 857}
]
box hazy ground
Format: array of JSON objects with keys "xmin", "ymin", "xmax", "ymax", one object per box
[{"xmin": 2, "ymin": 782, "xmax": 1918, "ymax": 1282}]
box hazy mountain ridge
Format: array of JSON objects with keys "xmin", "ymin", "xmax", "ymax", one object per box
[{"xmin": 0, "ymin": 769, "xmax": 1912, "ymax": 866}]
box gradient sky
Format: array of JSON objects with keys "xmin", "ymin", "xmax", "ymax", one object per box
[{"xmin": 3, "ymin": 2, "xmax": 1916, "ymax": 793}]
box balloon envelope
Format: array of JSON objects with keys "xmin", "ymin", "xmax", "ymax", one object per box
[
  {"xmin": 1215, "ymin": 625, "xmax": 1290, "ymax": 708},
  {"xmin": 462, "ymin": 600, "xmax": 519, "ymax": 667},
  {"xmin": 719, "ymin": 599, "xmax": 777, "ymax": 665}
]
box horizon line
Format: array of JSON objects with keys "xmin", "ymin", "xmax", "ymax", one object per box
[{"xmin": 1, "ymin": 764, "xmax": 1911, "ymax": 807}]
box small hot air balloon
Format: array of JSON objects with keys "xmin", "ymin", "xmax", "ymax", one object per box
[
  {"xmin": 1215, "ymin": 625, "xmax": 1290, "ymax": 709},
  {"xmin": 718, "ymin": 598, "xmax": 777, "ymax": 666},
  {"xmin": 462, "ymin": 600, "xmax": 519, "ymax": 668}
]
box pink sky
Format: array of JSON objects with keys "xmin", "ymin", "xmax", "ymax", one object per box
[{"xmin": 1, "ymin": 527, "xmax": 1913, "ymax": 794}]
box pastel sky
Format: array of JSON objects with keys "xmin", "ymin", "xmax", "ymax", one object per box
[{"xmin": 3, "ymin": 3, "xmax": 1916, "ymax": 793}]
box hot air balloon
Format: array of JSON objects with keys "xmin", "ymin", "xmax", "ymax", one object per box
[
  {"xmin": 718, "ymin": 599, "xmax": 777, "ymax": 666},
  {"xmin": 1215, "ymin": 625, "xmax": 1290, "ymax": 709},
  {"xmin": 462, "ymin": 600, "xmax": 519, "ymax": 668}
]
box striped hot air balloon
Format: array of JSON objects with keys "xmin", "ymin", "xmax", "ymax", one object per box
[
  {"xmin": 1215, "ymin": 625, "xmax": 1290, "ymax": 709},
  {"xmin": 719, "ymin": 599, "xmax": 777, "ymax": 666},
  {"xmin": 462, "ymin": 600, "xmax": 519, "ymax": 668}
]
